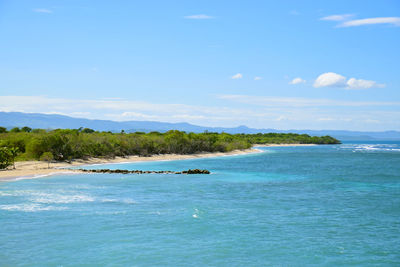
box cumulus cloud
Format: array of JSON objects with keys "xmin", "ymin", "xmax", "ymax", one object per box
[
  {"xmin": 231, "ymin": 73, "xmax": 243, "ymax": 79},
  {"xmin": 254, "ymin": 76, "xmax": 263, "ymax": 80},
  {"xmin": 313, "ymin": 72, "xmax": 385, "ymax": 89},
  {"xmin": 313, "ymin": 72, "xmax": 347, "ymax": 88},
  {"xmin": 184, "ymin": 14, "xmax": 214, "ymax": 19},
  {"xmin": 320, "ymin": 14, "xmax": 354, "ymax": 21},
  {"xmin": 289, "ymin": 77, "xmax": 306, "ymax": 85},
  {"xmin": 33, "ymin": 8, "xmax": 53, "ymax": 13},
  {"xmin": 339, "ymin": 17, "xmax": 400, "ymax": 27},
  {"xmin": 346, "ymin": 78, "xmax": 385, "ymax": 89}
]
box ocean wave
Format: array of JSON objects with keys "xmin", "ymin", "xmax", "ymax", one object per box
[
  {"xmin": 11, "ymin": 171, "xmax": 78, "ymax": 181},
  {"xmin": 92, "ymin": 210, "xmax": 127, "ymax": 215},
  {"xmin": 339, "ymin": 144, "xmax": 400, "ymax": 152},
  {"xmin": 0, "ymin": 190, "xmax": 36, "ymax": 197},
  {"xmin": 0, "ymin": 191, "xmax": 14, "ymax": 196},
  {"xmin": 30, "ymin": 192, "xmax": 95, "ymax": 204},
  {"xmin": 0, "ymin": 203, "xmax": 68, "ymax": 212},
  {"xmin": 0, "ymin": 189, "xmax": 137, "ymax": 206},
  {"xmin": 101, "ymin": 198, "xmax": 137, "ymax": 204},
  {"xmin": 72, "ymin": 184, "xmax": 106, "ymax": 190},
  {"xmin": 0, "ymin": 189, "xmax": 95, "ymax": 204}
]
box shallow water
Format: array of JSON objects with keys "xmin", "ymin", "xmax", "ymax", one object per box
[{"xmin": 1, "ymin": 142, "xmax": 399, "ymax": 266}]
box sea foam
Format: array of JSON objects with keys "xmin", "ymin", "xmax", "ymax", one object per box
[{"xmin": 0, "ymin": 203, "xmax": 68, "ymax": 212}]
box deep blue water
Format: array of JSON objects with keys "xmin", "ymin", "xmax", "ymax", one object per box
[{"xmin": 1, "ymin": 142, "xmax": 399, "ymax": 266}]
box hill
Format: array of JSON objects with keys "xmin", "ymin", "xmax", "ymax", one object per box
[{"xmin": 1, "ymin": 111, "xmax": 399, "ymax": 140}]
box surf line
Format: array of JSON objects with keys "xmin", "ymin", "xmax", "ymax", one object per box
[{"xmin": 77, "ymin": 168, "xmax": 211, "ymax": 174}]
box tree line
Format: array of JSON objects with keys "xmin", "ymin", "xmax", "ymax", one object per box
[{"xmin": 0, "ymin": 127, "xmax": 340, "ymax": 169}]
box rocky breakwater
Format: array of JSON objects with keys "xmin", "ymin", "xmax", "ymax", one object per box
[{"xmin": 78, "ymin": 168, "xmax": 210, "ymax": 175}]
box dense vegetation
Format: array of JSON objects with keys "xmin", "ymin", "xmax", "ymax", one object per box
[
  {"xmin": 239, "ymin": 132, "xmax": 340, "ymax": 145},
  {"xmin": 0, "ymin": 127, "xmax": 340, "ymax": 169}
]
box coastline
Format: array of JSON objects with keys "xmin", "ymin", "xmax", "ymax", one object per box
[
  {"xmin": 0, "ymin": 148, "xmax": 262, "ymax": 181},
  {"xmin": 0, "ymin": 144, "xmax": 317, "ymax": 181},
  {"xmin": 253, "ymin": 144, "xmax": 317, "ymax": 147}
]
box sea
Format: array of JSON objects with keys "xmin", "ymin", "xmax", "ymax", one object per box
[{"xmin": 1, "ymin": 141, "xmax": 399, "ymax": 266}]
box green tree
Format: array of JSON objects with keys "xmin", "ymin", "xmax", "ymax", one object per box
[
  {"xmin": 82, "ymin": 128, "xmax": 95, "ymax": 133},
  {"xmin": 0, "ymin": 147, "xmax": 11, "ymax": 169},
  {"xmin": 10, "ymin": 127, "xmax": 21, "ymax": 133},
  {"xmin": 0, "ymin": 126, "xmax": 340, "ymax": 162},
  {"xmin": 21, "ymin": 126, "xmax": 32, "ymax": 132},
  {"xmin": 0, "ymin": 127, "xmax": 7, "ymax": 133},
  {"xmin": 26, "ymin": 137, "xmax": 48, "ymax": 159},
  {"xmin": 8, "ymin": 147, "xmax": 19, "ymax": 169},
  {"xmin": 40, "ymin": 152, "xmax": 54, "ymax": 169}
]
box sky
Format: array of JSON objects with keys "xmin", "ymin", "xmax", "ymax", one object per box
[{"xmin": 0, "ymin": 0, "xmax": 399, "ymax": 131}]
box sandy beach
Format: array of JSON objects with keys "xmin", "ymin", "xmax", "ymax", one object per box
[
  {"xmin": 0, "ymin": 148, "xmax": 263, "ymax": 181},
  {"xmin": 0, "ymin": 144, "xmax": 318, "ymax": 181}
]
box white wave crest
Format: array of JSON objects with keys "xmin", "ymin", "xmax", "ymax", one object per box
[
  {"xmin": 0, "ymin": 203, "xmax": 68, "ymax": 212},
  {"xmin": 101, "ymin": 198, "xmax": 137, "ymax": 204},
  {"xmin": 29, "ymin": 192, "xmax": 95, "ymax": 204},
  {"xmin": 339, "ymin": 144, "xmax": 400, "ymax": 152}
]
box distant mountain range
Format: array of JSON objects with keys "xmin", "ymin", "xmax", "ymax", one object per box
[{"xmin": 1, "ymin": 111, "xmax": 400, "ymax": 140}]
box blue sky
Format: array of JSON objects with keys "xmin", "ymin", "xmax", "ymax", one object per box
[{"xmin": 0, "ymin": 0, "xmax": 399, "ymax": 131}]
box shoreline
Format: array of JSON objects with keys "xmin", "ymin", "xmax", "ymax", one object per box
[
  {"xmin": 253, "ymin": 144, "xmax": 317, "ymax": 147},
  {"xmin": 0, "ymin": 148, "xmax": 262, "ymax": 181},
  {"xmin": 0, "ymin": 144, "xmax": 317, "ymax": 181}
]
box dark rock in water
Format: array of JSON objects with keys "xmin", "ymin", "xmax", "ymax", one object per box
[
  {"xmin": 186, "ymin": 169, "xmax": 211, "ymax": 174},
  {"xmin": 76, "ymin": 168, "xmax": 210, "ymax": 175}
]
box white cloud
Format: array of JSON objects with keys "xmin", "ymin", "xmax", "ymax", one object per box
[
  {"xmin": 33, "ymin": 8, "xmax": 53, "ymax": 13},
  {"xmin": 0, "ymin": 96, "xmax": 254, "ymax": 126},
  {"xmin": 218, "ymin": 94, "xmax": 400, "ymax": 107},
  {"xmin": 339, "ymin": 17, "xmax": 400, "ymax": 27},
  {"xmin": 1, "ymin": 95, "xmax": 400, "ymax": 130},
  {"xmin": 313, "ymin": 72, "xmax": 384, "ymax": 89},
  {"xmin": 318, "ymin": 118, "xmax": 334, "ymax": 121},
  {"xmin": 275, "ymin": 115, "xmax": 288, "ymax": 121},
  {"xmin": 320, "ymin": 14, "xmax": 354, "ymax": 21},
  {"xmin": 254, "ymin": 76, "xmax": 262, "ymax": 80},
  {"xmin": 172, "ymin": 114, "xmax": 206, "ymax": 120},
  {"xmin": 184, "ymin": 14, "xmax": 214, "ymax": 19},
  {"xmin": 313, "ymin": 72, "xmax": 347, "ymax": 88},
  {"xmin": 346, "ymin": 78, "xmax": 385, "ymax": 89},
  {"xmin": 121, "ymin": 112, "xmax": 159, "ymax": 119},
  {"xmin": 231, "ymin": 73, "xmax": 243, "ymax": 79},
  {"xmin": 289, "ymin": 77, "xmax": 306, "ymax": 85}
]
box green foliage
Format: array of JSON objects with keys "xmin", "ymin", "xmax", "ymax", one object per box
[
  {"xmin": 0, "ymin": 127, "xmax": 340, "ymax": 162},
  {"xmin": 21, "ymin": 126, "xmax": 32, "ymax": 133},
  {"xmin": 10, "ymin": 127, "xmax": 21, "ymax": 133},
  {"xmin": 0, "ymin": 146, "xmax": 19, "ymax": 169},
  {"xmin": 236, "ymin": 132, "xmax": 341, "ymax": 145},
  {"xmin": 0, "ymin": 127, "xmax": 7, "ymax": 133},
  {"xmin": 8, "ymin": 147, "xmax": 19, "ymax": 169},
  {"xmin": 81, "ymin": 128, "xmax": 95, "ymax": 133},
  {"xmin": 31, "ymin": 129, "xmax": 46, "ymax": 134},
  {"xmin": 0, "ymin": 147, "xmax": 12, "ymax": 169},
  {"xmin": 40, "ymin": 152, "xmax": 54, "ymax": 168},
  {"xmin": 40, "ymin": 151, "xmax": 54, "ymax": 161}
]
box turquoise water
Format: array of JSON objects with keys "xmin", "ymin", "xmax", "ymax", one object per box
[{"xmin": 1, "ymin": 142, "xmax": 399, "ymax": 266}]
